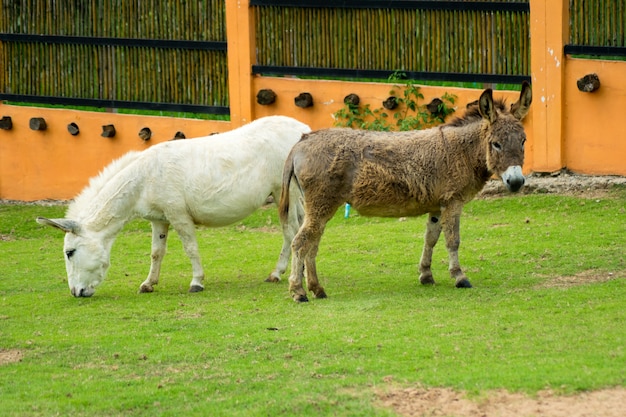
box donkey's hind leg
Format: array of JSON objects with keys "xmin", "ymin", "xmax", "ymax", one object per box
[
  {"xmin": 288, "ymin": 244, "xmax": 307, "ymax": 302},
  {"xmin": 293, "ymin": 204, "xmax": 336, "ymax": 301},
  {"xmin": 288, "ymin": 213, "xmax": 330, "ymax": 302},
  {"xmin": 419, "ymin": 212, "xmax": 442, "ymax": 285},
  {"xmin": 304, "ymin": 241, "xmax": 327, "ymax": 299},
  {"xmin": 140, "ymin": 221, "xmax": 170, "ymax": 293}
]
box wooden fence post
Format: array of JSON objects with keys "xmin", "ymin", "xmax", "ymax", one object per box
[
  {"xmin": 529, "ymin": 0, "xmax": 569, "ymax": 172},
  {"xmin": 225, "ymin": 0, "xmax": 255, "ymax": 127}
]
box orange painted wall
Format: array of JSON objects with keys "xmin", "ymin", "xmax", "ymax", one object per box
[
  {"xmin": 0, "ymin": 104, "xmax": 230, "ymax": 201},
  {"xmin": 563, "ymin": 58, "xmax": 626, "ymax": 175}
]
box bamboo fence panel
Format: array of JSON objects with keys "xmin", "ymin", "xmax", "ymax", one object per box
[
  {"xmin": 0, "ymin": 0, "xmax": 228, "ymax": 109},
  {"xmin": 3, "ymin": 0, "xmax": 622, "ymax": 111},
  {"xmin": 0, "ymin": 42, "xmax": 231, "ymax": 105},
  {"xmin": 6, "ymin": 0, "xmax": 228, "ymax": 41},
  {"xmin": 570, "ymin": 0, "xmax": 625, "ymax": 47},
  {"xmin": 254, "ymin": 3, "xmax": 531, "ymax": 77}
]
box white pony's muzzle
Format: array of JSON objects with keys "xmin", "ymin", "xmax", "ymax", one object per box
[
  {"xmin": 501, "ymin": 165, "xmax": 525, "ymax": 192},
  {"xmin": 71, "ymin": 286, "xmax": 95, "ymax": 297}
]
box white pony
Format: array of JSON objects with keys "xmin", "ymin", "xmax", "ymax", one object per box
[{"xmin": 37, "ymin": 116, "xmax": 310, "ymax": 297}]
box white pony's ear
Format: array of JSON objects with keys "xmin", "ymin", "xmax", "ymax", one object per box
[
  {"xmin": 478, "ymin": 89, "xmax": 497, "ymax": 124},
  {"xmin": 36, "ymin": 217, "xmax": 81, "ymax": 234}
]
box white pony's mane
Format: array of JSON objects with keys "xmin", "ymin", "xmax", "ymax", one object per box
[{"xmin": 67, "ymin": 151, "xmax": 142, "ymax": 219}]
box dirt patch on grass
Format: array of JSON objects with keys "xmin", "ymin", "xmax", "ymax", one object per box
[
  {"xmin": 0, "ymin": 234, "xmax": 15, "ymax": 241},
  {"xmin": 0, "ymin": 349, "xmax": 23, "ymax": 365},
  {"xmin": 379, "ymin": 386, "xmax": 626, "ymax": 417},
  {"xmin": 536, "ymin": 269, "xmax": 623, "ymax": 289}
]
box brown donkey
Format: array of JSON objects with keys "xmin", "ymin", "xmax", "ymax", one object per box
[{"xmin": 279, "ymin": 82, "xmax": 532, "ymax": 302}]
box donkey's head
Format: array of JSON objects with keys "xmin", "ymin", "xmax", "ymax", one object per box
[
  {"xmin": 479, "ymin": 81, "xmax": 532, "ymax": 192},
  {"xmin": 37, "ymin": 217, "xmax": 111, "ymax": 297}
]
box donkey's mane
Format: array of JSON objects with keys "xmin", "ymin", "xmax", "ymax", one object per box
[
  {"xmin": 447, "ymin": 98, "xmax": 509, "ymax": 127},
  {"xmin": 67, "ymin": 151, "xmax": 142, "ymax": 218}
]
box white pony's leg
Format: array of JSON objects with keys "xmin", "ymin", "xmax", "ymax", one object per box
[
  {"xmin": 170, "ymin": 219, "xmax": 205, "ymax": 293},
  {"xmin": 418, "ymin": 212, "xmax": 442, "ymax": 285},
  {"xmin": 267, "ymin": 186, "xmax": 304, "ymax": 282},
  {"xmin": 139, "ymin": 221, "xmax": 170, "ymax": 293}
]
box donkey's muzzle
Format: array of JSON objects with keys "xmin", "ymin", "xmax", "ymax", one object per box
[{"xmin": 502, "ymin": 165, "xmax": 525, "ymax": 192}]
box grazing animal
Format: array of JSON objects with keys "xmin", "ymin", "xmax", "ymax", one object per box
[
  {"xmin": 37, "ymin": 116, "xmax": 310, "ymax": 297},
  {"xmin": 280, "ymin": 83, "xmax": 532, "ymax": 302}
]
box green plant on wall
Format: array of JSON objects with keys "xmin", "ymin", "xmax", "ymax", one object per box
[
  {"xmin": 333, "ymin": 73, "xmax": 456, "ymax": 131},
  {"xmin": 333, "ymin": 101, "xmax": 391, "ymax": 131}
]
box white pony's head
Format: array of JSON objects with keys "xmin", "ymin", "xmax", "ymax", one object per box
[{"xmin": 37, "ymin": 217, "xmax": 111, "ymax": 297}]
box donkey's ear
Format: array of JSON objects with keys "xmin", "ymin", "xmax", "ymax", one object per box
[
  {"xmin": 510, "ymin": 81, "xmax": 532, "ymax": 120},
  {"xmin": 36, "ymin": 217, "xmax": 81, "ymax": 234},
  {"xmin": 478, "ymin": 89, "xmax": 497, "ymax": 124}
]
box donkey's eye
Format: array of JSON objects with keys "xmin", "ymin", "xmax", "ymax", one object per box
[
  {"xmin": 65, "ymin": 249, "xmax": 76, "ymax": 259},
  {"xmin": 492, "ymin": 142, "xmax": 502, "ymax": 152}
]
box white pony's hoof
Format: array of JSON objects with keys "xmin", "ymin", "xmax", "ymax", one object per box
[
  {"xmin": 265, "ymin": 274, "xmax": 281, "ymax": 283},
  {"xmin": 139, "ymin": 284, "xmax": 154, "ymax": 293},
  {"xmin": 189, "ymin": 285, "xmax": 204, "ymax": 293}
]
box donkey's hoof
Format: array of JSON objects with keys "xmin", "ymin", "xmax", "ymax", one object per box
[
  {"xmin": 455, "ymin": 279, "xmax": 473, "ymax": 288},
  {"xmin": 314, "ymin": 289, "xmax": 327, "ymax": 299},
  {"xmin": 189, "ymin": 285, "xmax": 204, "ymax": 293},
  {"xmin": 419, "ymin": 274, "xmax": 435, "ymax": 285},
  {"xmin": 139, "ymin": 284, "xmax": 154, "ymax": 293},
  {"xmin": 294, "ymin": 294, "xmax": 309, "ymax": 303}
]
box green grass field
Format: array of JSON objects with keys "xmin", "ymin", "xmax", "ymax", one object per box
[{"xmin": 1, "ymin": 187, "xmax": 625, "ymax": 416}]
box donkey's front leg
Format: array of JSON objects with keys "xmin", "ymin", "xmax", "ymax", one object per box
[
  {"xmin": 170, "ymin": 220, "xmax": 205, "ymax": 293},
  {"xmin": 441, "ymin": 204, "xmax": 472, "ymax": 288},
  {"xmin": 419, "ymin": 212, "xmax": 442, "ymax": 285},
  {"xmin": 139, "ymin": 221, "xmax": 170, "ymax": 293}
]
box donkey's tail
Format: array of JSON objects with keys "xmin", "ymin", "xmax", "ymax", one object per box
[{"xmin": 278, "ymin": 150, "xmax": 297, "ymax": 226}]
